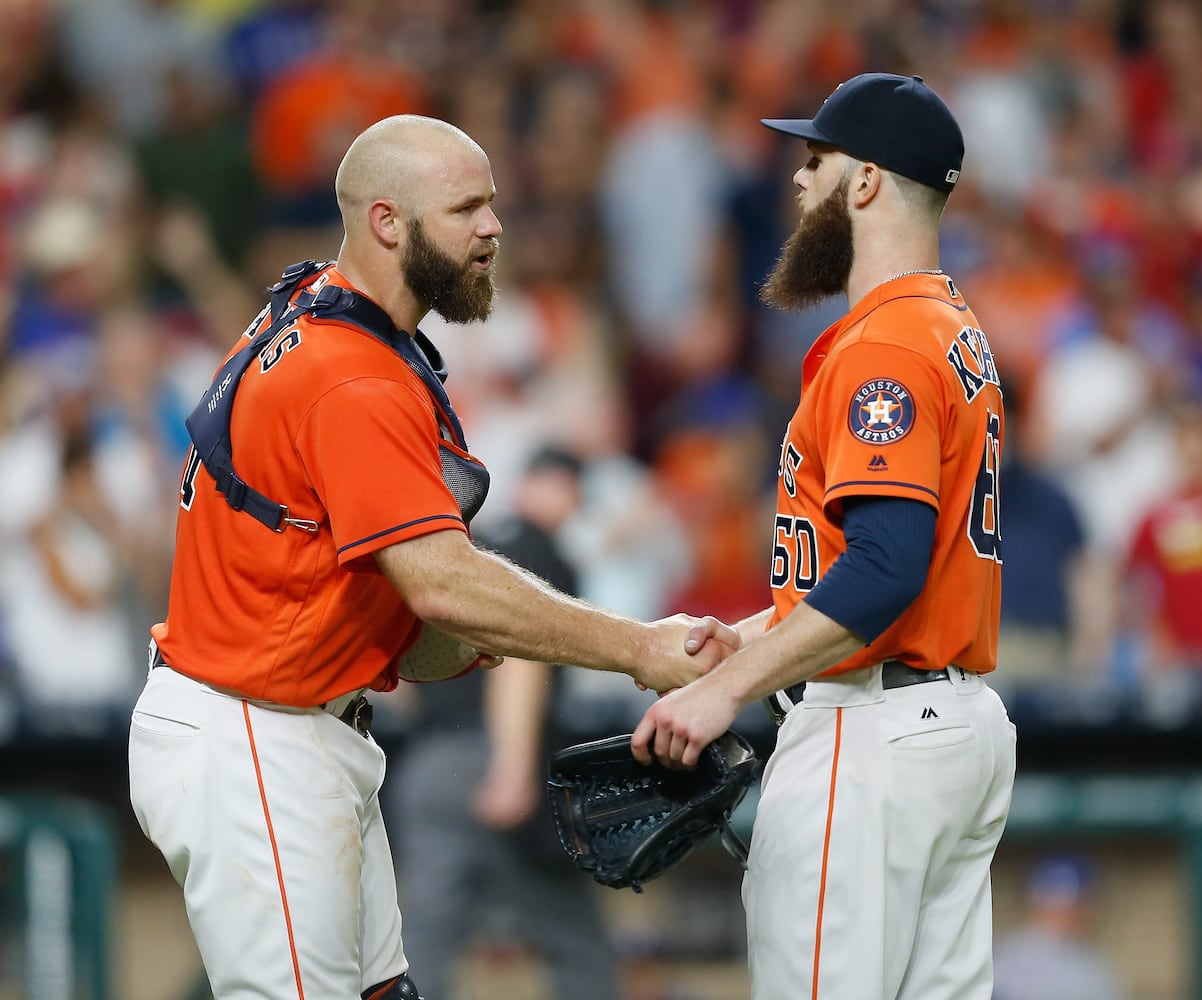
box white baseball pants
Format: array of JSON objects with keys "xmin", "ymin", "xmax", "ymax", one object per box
[
  {"xmin": 743, "ymin": 664, "xmax": 1016, "ymax": 1000},
  {"xmin": 128, "ymin": 665, "xmax": 408, "ymax": 999}
]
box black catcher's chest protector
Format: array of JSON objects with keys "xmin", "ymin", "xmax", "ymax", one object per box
[{"xmin": 184, "ymin": 260, "xmax": 490, "ymax": 532}]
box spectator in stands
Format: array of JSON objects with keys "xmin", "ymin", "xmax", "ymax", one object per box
[
  {"xmin": 0, "ymin": 425, "xmax": 141, "ymax": 731},
  {"xmin": 247, "ymin": 1, "xmax": 431, "ymax": 228},
  {"xmin": 9, "ymin": 196, "xmax": 116, "ymax": 364},
  {"xmin": 1122, "ymin": 397, "xmax": 1202, "ymax": 723},
  {"xmin": 554, "ymin": 379, "xmax": 695, "ymax": 733},
  {"xmin": 133, "ymin": 51, "xmax": 265, "ymax": 276},
  {"xmin": 592, "ymin": 0, "xmax": 733, "ymax": 407},
  {"xmin": 1026, "ymin": 239, "xmax": 1183, "ymax": 560},
  {"xmin": 994, "ymin": 368, "xmax": 1108, "ymax": 717},
  {"xmin": 55, "ymin": 0, "xmax": 223, "ymax": 139},
  {"xmin": 220, "ymin": 0, "xmax": 325, "ymax": 104},
  {"xmin": 1122, "ymin": 0, "xmax": 1202, "ymax": 177},
  {"xmin": 390, "ymin": 445, "xmax": 621, "ymax": 1000},
  {"xmin": 993, "ymin": 854, "xmax": 1127, "ymax": 1000}
]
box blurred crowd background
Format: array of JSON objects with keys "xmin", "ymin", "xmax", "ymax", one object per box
[
  {"xmin": 3, "ymin": 0, "xmax": 1202, "ymax": 996},
  {"xmin": 5, "ymin": 0, "xmax": 1202, "ymax": 744}
]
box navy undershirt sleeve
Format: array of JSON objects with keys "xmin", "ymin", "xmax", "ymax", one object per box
[{"xmin": 804, "ymin": 496, "xmax": 936, "ymax": 643}]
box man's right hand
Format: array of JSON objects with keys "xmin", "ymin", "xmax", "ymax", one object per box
[{"xmin": 633, "ymin": 615, "xmax": 740, "ymax": 694}]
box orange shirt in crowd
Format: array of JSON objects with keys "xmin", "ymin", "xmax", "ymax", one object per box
[{"xmin": 251, "ymin": 55, "xmax": 429, "ymax": 193}]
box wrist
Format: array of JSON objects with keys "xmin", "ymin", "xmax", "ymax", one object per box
[
  {"xmin": 620, "ymin": 621, "xmax": 664, "ymax": 677},
  {"xmin": 708, "ymin": 653, "xmax": 759, "ymax": 713},
  {"xmin": 735, "ymin": 608, "xmax": 772, "ymax": 647}
]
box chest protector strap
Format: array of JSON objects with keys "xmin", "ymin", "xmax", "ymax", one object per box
[{"xmin": 184, "ymin": 260, "xmax": 484, "ymax": 533}]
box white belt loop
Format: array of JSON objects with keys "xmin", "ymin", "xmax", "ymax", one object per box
[
  {"xmin": 800, "ymin": 663, "xmax": 886, "ymax": 709},
  {"xmin": 948, "ymin": 665, "xmax": 984, "ymax": 694},
  {"xmin": 322, "ymin": 688, "xmax": 368, "ymax": 719}
]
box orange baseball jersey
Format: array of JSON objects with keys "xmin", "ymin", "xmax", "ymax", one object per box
[
  {"xmin": 151, "ymin": 265, "xmax": 480, "ymax": 706},
  {"xmin": 768, "ymin": 272, "xmax": 1004, "ymax": 675}
]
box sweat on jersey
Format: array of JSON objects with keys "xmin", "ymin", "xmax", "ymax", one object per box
[
  {"xmin": 152, "ymin": 265, "xmax": 483, "ymax": 707},
  {"xmin": 769, "ymin": 271, "xmax": 1004, "ymax": 676}
]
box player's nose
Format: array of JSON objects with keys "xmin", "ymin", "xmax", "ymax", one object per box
[{"xmin": 477, "ymin": 206, "xmax": 502, "ymax": 238}]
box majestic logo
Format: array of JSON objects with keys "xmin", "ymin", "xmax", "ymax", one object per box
[
  {"xmin": 868, "ymin": 454, "xmax": 888, "ymax": 471},
  {"xmin": 848, "ymin": 379, "xmax": 915, "ymax": 445}
]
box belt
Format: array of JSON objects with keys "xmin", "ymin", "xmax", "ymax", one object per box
[
  {"xmin": 149, "ymin": 643, "xmax": 373, "ymax": 737},
  {"xmin": 767, "ymin": 660, "xmax": 951, "ymax": 725}
]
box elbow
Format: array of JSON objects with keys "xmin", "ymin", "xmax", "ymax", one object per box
[
  {"xmin": 405, "ymin": 585, "xmax": 464, "ymax": 630},
  {"xmin": 390, "ymin": 560, "xmax": 470, "ymax": 627},
  {"xmin": 375, "ymin": 530, "xmax": 477, "ymax": 627}
]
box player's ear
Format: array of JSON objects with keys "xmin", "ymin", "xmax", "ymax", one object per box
[
  {"xmin": 850, "ymin": 162, "xmax": 881, "ymax": 208},
  {"xmin": 368, "ymin": 199, "xmax": 403, "ymax": 250}
]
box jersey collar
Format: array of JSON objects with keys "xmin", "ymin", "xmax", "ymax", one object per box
[{"xmin": 801, "ymin": 273, "xmax": 956, "ymax": 388}]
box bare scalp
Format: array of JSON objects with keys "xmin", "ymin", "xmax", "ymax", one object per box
[{"xmin": 335, "ymin": 115, "xmax": 486, "ymax": 227}]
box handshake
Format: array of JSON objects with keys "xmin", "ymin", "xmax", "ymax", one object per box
[
  {"xmin": 630, "ymin": 613, "xmax": 742, "ymax": 693},
  {"xmin": 395, "ymin": 612, "xmax": 740, "ymax": 692}
]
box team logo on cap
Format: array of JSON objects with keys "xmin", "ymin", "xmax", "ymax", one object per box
[{"xmin": 849, "ymin": 379, "xmax": 915, "ymax": 444}]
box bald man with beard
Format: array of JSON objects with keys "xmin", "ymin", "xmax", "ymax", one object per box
[{"xmin": 128, "ymin": 116, "xmax": 735, "ymax": 1000}]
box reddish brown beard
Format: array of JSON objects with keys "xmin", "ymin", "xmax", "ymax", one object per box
[
  {"xmin": 402, "ymin": 219, "xmax": 497, "ymax": 324},
  {"xmin": 760, "ymin": 174, "xmax": 854, "ymax": 312}
]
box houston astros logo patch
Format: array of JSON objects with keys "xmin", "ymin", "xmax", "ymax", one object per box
[{"xmin": 849, "ymin": 379, "xmax": 915, "ymax": 444}]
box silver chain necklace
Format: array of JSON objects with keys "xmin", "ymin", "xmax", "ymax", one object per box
[{"xmin": 884, "ymin": 268, "xmax": 944, "ymax": 283}]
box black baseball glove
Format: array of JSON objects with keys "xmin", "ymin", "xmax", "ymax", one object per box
[{"xmin": 545, "ymin": 729, "xmax": 760, "ymax": 892}]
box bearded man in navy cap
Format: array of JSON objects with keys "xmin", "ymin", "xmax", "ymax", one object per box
[{"xmin": 632, "ymin": 73, "xmax": 1017, "ymax": 1000}]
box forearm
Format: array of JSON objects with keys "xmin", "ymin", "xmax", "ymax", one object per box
[
  {"xmin": 704, "ymin": 600, "xmax": 864, "ymax": 713},
  {"xmin": 376, "ymin": 530, "xmax": 667, "ymax": 676}
]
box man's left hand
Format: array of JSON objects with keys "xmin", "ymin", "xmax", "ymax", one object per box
[{"xmin": 631, "ymin": 673, "xmax": 741, "ymax": 770}]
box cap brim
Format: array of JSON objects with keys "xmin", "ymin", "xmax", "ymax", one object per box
[{"xmin": 760, "ymin": 118, "xmax": 832, "ymax": 144}]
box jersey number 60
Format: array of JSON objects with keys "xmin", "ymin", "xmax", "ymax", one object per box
[{"xmin": 771, "ymin": 514, "xmax": 818, "ymax": 592}]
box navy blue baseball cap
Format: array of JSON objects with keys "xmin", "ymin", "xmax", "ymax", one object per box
[{"xmin": 762, "ymin": 73, "xmax": 964, "ymax": 193}]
